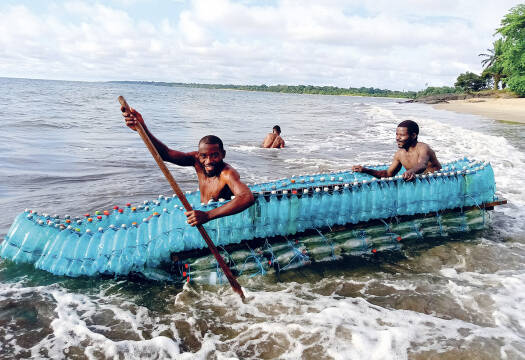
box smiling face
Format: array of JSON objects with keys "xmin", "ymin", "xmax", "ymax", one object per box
[
  {"xmin": 198, "ymin": 143, "xmax": 225, "ymax": 177},
  {"xmin": 396, "ymin": 126, "xmax": 417, "ymax": 149}
]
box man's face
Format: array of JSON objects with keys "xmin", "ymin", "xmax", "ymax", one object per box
[
  {"xmin": 198, "ymin": 143, "xmax": 225, "ymax": 177},
  {"xmin": 396, "ymin": 127, "xmax": 416, "ymax": 149}
]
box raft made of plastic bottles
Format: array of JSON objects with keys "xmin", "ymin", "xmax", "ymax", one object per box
[{"xmin": 0, "ymin": 158, "xmax": 499, "ymax": 278}]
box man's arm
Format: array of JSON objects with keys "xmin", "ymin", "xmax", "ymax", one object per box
[
  {"xmin": 122, "ymin": 108, "xmax": 195, "ymax": 166},
  {"xmin": 353, "ymin": 154, "xmax": 402, "ymax": 179},
  {"xmin": 185, "ymin": 168, "xmax": 255, "ymax": 226}
]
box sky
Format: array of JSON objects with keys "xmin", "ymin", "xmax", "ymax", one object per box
[{"xmin": 0, "ymin": 0, "xmax": 522, "ymax": 91}]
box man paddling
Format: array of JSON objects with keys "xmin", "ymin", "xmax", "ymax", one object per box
[
  {"xmin": 353, "ymin": 120, "xmax": 441, "ymax": 181},
  {"xmin": 122, "ymin": 108, "xmax": 254, "ymax": 226},
  {"xmin": 262, "ymin": 125, "xmax": 285, "ymax": 148}
]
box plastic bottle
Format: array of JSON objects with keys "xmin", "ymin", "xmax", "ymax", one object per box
[
  {"xmin": 94, "ymin": 224, "xmax": 117, "ymax": 274},
  {"xmin": 267, "ymin": 191, "xmax": 279, "ymax": 236},
  {"xmin": 106, "ymin": 224, "xmax": 128, "ymax": 274},
  {"xmin": 119, "ymin": 222, "xmax": 138, "ymax": 273},
  {"xmin": 133, "ymin": 218, "xmax": 149, "ymax": 267},
  {"xmin": 81, "ymin": 227, "xmax": 104, "ymax": 276},
  {"xmin": 287, "ymin": 189, "xmax": 299, "ymax": 235},
  {"xmin": 146, "ymin": 213, "xmax": 161, "ymax": 267},
  {"xmin": 1, "ymin": 213, "xmax": 33, "ymax": 260},
  {"xmin": 350, "ymin": 182, "xmax": 361, "ymax": 223},
  {"xmin": 297, "ymin": 189, "xmax": 311, "ymax": 233},
  {"xmin": 49, "ymin": 228, "xmax": 81, "ymax": 275},
  {"xmin": 276, "ymin": 190, "xmax": 291, "ymax": 235},
  {"xmin": 66, "ymin": 229, "xmax": 92, "ymax": 277},
  {"xmin": 167, "ymin": 208, "xmax": 184, "ymax": 253},
  {"xmin": 337, "ymin": 184, "xmax": 351, "ymax": 225}
]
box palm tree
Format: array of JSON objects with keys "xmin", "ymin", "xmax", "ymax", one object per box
[{"xmin": 479, "ymin": 39, "xmax": 505, "ymax": 90}]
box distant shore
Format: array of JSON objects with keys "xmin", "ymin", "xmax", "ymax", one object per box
[{"xmin": 432, "ymin": 98, "xmax": 525, "ymax": 124}]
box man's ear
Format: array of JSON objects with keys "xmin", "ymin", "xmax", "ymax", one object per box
[{"xmin": 222, "ymin": 150, "xmax": 226, "ymax": 158}]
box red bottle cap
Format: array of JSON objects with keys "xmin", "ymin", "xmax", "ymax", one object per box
[
  {"xmin": 118, "ymin": 208, "xmax": 123, "ymax": 213},
  {"xmin": 97, "ymin": 216, "xmax": 102, "ymax": 220},
  {"xmin": 183, "ymin": 271, "xmax": 187, "ymax": 277},
  {"xmin": 104, "ymin": 210, "xmax": 110, "ymax": 216},
  {"xmin": 126, "ymin": 203, "xmax": 131, "ymax": 207},
  {"xmin": 372, "ymin": 249, "xmax": 377, "ymax": 253},
  {"xmin": 84, "ymin": 213, "xmax": 90, "ymax": 217},
  {"xmin": 184, "ymin": 263, "xmax": 189, "ymax": 269},
  {"xmin": 113, "ymin": 206, "xmax": 119, "ymax": 210},
  {"xmin": 87, "ymin": 217, "xmax": 93, "ymax": 222},
  {"xmin": 396, "ymin": 236, "xmax": 402, "ymax": 242}
]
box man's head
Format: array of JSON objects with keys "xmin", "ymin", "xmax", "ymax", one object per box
[
  {"xmin": 198, "ymin": 135, "xmax": 226, "ymax": 177},
  {"xmin": 272, "ymin": 125, "xmax": 281, "ymax": 135},
  {"xmin": 396, "ymin": 120, "xmax": 419, "ymax": 149}
]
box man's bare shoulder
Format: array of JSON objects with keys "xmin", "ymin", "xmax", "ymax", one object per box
[
  {"xmin": 220, "ymin": 163, "xmax": 241, "ymax": 180},
  {"xmin": 415, "ymin": 142, "xmax": 433, "ymax": 153}
]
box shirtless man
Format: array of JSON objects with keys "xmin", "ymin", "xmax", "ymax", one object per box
[
  {"xmin": 262, "ymin": 125, "xmax": 285, "ymax": 148},
  {"xmin": 352, "ymin": 120, "xmax": 441, "ymax": 181},
  {"xmin": 122, "ymin": 107, "xmax": 255, "ymax": 227}
]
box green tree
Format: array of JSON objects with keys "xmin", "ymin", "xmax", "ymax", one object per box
[
  {"xmin": 479, "ymin": 39, "xmax": 506, "ymax": 90},
  {"xmin": 454, "ymin": 72, "xmax": 487, "ymax": 92},
  {"xmin": 496, "ymin": 4, "xmax": 525, "ymax": 95}
]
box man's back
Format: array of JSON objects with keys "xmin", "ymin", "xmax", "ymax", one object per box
[{"xmin": 262, "ymin": 133, "xmax": 277, "ymax": 148}]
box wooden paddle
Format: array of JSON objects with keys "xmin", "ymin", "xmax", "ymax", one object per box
[{"xmin": 118, "ymin": 96, "xmax": 245, "ymax": 300}]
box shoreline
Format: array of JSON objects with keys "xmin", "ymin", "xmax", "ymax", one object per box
[{"xmin": 432, "ymin": 98, "xmax": 525, "ymax": 124}]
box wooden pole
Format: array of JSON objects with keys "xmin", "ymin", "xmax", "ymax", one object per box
[{"xmin": 118, "ymin": 96, "xmax": 245, "ymax": 300}]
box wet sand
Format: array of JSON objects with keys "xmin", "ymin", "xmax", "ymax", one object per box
[{"xmin": 433, "ymin": 98, "xmax": 525, "ymax": 124}]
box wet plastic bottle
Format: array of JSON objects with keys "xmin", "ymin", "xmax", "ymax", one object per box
[
  {"xmin": 66, "ymin": 229, "xmax": 93, "ymax": 277},
  {"xmin": 94, "ymin": 224, "xmax": 117, "ymax": 274},
  {"xmin": 81, "ymin": 227, "xmax": 104, "ymax": 276}
]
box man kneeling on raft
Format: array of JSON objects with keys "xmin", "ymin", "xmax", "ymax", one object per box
[
  {"xmin": 353, "ymin": 120, "xmax": 441, "ymax": 181},
  {"xmin": 122, "ymin": 107, "xmax": 255, "ymax": 226}
]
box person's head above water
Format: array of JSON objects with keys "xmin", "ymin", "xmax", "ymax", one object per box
[
  {"xmin": 198, "ymin": 135, "xmax": 226, "ymax": 177},
  {"xmin": 272, "ymin": 125, "xmax": 281, "ymax": 135},
  {"xmin": 396, "ymin": 120, "xmax": 419, "ymax": 149}
]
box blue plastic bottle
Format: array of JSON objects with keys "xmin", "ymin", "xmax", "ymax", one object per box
[
  {"xmin": 283, "ymin": 191, "xmax": 296, "ymax": 235},
  {"xmin": 66, "ymin": 229, "xmax": 93, "ymax": 277},
  {"xmin": 167, "ymin": 208, "xmax": 184, "ymax": 253},
  {"xmin": 276, "ymin": 190, "xmax": 290, "ymax": 235},
  {"xmin": 81, "ymin": 227, "xmax": 103, "ymax": 276},
  {"xmin": 119, "ymin": 222, "xmax": 138, "ymax": 273},
  {"xmin": 95, "ymin": 224, "xmax": 117, "ymax": 274},
  {"xmin": 350, "ymin": 182, "xmax": 360, "ymax": 223},
  {"xmin": 146, "ymin": 213, "xmax": 161, "ymax": 267},
  {"xmin": 133, "ymin": 218, "xmax": 149, "ymax": 267},
  {"xmin": 2, "ymin": 213, "xmax": 33, "ymax": 260},
  {"xmin": 50, "ymin": 228, "xmax": 80, "ymax": 275},
  {"xmin": 106, "ymin": 224, "xmax": 128, "ymax": 274}
]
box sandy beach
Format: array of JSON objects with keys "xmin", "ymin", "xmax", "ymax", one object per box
[{"xmin": 433, "ymin": 97, "xmax": 525, "ymax": 123}]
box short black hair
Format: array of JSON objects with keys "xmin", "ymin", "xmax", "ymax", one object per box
[
  {"xmin": 397, "ymin": 120, "xmax": 419, "ymax": 135},
  {"xmin": 273, "ymin": 125, "xmax": 281, "ymax": 134},
  {"xmin": 199, "ymin": 135, "xmax": 224, "ymax": 151}
]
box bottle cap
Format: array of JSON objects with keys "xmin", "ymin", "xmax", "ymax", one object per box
[
  {"xmin": 131, "ymin": 222, "xmax": 137, "ymax": 227},
  {"xmin": 353, "ymin": 181, "xmax": 358, "ymax": 186},
  {"xmin": 258, "ymin": 191, "xmax": 264, "ymax": 195},
  {"xmin": 271, "ymin": 190, "xmax": 276, "ymax": 195},
  {"xmin": 98, "ymin": 227, "xmax": 104, "ymax": 232},
  {"xmin": 114, "ymin": 205, "xmax": 120, "ymax": 209},
  {"xmin": 87, "ymin": 217, "xmax": 93, "ymax": 222},
  {"xmin": 310, "ymin": 177, "xmax": 315, "ymax": 182},
  {"xmin": 86, "ymin": 229, "xmax": 92, "ymax": 233},
  {"xmin": 65, "ymin": 219, "xmax": 71, "ymax": 224},
  {"xmin": 320, "ymin": 177, "xmax": 325, "ymax": 182},
  {"xmin": 331, "ymin": 176, "xmax": 335, "ymax": 181},
  {"xmin": 67, "ymin": 225, "xmax": 73, "ymax": 230},
  {"xmin": 323, "ymin": 187, "xmax": 329, "ymax": 192},
  {"xmin": 77, "ymin": 220, "xmax": 82, "ymax": 225},
  {"xmin": 283, "ymin": 190, "xmax": 288, "ymax": 195},
  {"xmin": 363, "ymin": 180, "xmax": 368, "ymax": 184},
  {"xmin": 38, "ymin": 220, "xmax": 44, "ymax": 225},
  {"xmin": 103, "ymin": 210, "xmax": 110, "ymax": 216},
  {"xmin": 118, "ymin": 208, "xmax": 124, "ymax": 213},
  {"xmin": 334, "ymin": 185, "xmax": 340, "ymax": 191},
  {"xmin": 153, "ymin": 212, "xmax": 160, "ymax": 216},
  {"xmin": 84, "ymin": 213, "xmax": 90, "ymax": 217},
  {"xmin": 344, "ymin": 183, "xmax": 349, "ymax": 188},
  {"xmin": 163, "ymin": 208, "xmax": 168, "ymax": 212},
  {"xmin": 95, "ymin": 210, "xmax": 101, "ymax": 215},
  {"xmin": 315, "ymin": 188, "xmax": 321, "ymax": 192},
  {"xmin": 53, "ymin": 214, "xmax": 60, "ymax": 219},
  {"xmin": 300, "ymin": 179, "xmax": 305, "ymax": 183},
  {"xmin": 131, "ymin": 207, "xmax": 136, "ymax": 212},
  {"xmin": 142, "ymin": 218, "xmax": 148, "ymax": 223},
  {"xmin": 339, "ymin": 177, "xmax": 343, "ymax": 181},
  {"xmin": 109, "ymin": 224, "xmax": 115, "ymax": 229},
  {"xmin": 121, "ymin": 224, "xmax": 127, "ymax": 228},
  {"xmin": 97, "ymin": 215, "xmax": 102, "ymax": 220}
]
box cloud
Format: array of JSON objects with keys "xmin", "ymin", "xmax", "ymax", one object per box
[{"xmin": 0, "ymin": 0, "xmax": 522, "ymax": 90}]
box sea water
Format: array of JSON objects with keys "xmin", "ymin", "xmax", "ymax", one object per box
[{"xmin": 0, "ymin": 77, "xmax": 524, "ymax": 359}]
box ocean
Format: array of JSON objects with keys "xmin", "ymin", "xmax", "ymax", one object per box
[{"xmin": 0, "ymin": 77, "xmax": 524, "ymax": 359}]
